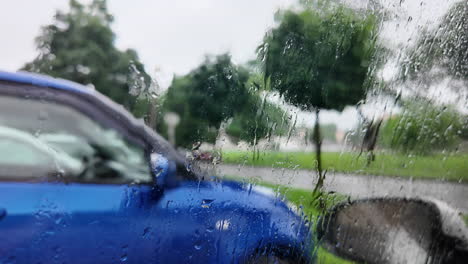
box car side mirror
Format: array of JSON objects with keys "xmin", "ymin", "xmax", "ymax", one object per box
[
  {"xmin": 150, "ymin": 153, "xmax": 173, "ymax": 187},
  {"xmin": 317, "ymin": 197, "xmax": 468, "ymax": 264}
]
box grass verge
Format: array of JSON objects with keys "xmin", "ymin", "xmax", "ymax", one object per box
[
  {"xmin": 222, "ymin": 151, "xmax": 468, "ymax": 182},
  {"xmin": 278, "ymin": 185, "xmax": 354, "ymax": 264}
]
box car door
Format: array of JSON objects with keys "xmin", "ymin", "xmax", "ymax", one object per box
[{"xmin": 0, "ymin": 82, "xmax": 157, "ymax": 263}]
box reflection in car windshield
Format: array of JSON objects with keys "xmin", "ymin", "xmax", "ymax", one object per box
[{"xmin": 0, "ymin": 93, "xmax": 150, "ymax": 183}]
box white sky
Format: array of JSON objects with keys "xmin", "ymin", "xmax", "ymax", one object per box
[
  {"xmin": 0, "ymin": 0, "xmax": 292, "ymax": 87},
  {"xmin": 0, "ymin": 0, "xmax": 460, "ymax": 130}
]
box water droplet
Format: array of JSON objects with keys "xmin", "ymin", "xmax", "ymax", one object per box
[
  {"xmin": 194, "ymin": 243, "xmax": 202, "ymax": 250},
  {"xmin": 201, "ymin": 199, "xmax": 215, "ymax": 208}
]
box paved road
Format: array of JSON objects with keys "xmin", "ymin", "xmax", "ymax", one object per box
[{"xmin": 203, "ymin": 164, "xmax": 468, "ymax": 214}]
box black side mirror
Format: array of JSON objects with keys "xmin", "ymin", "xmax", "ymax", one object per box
[{"xmin": 317, "ymin": 197, "xmax": 468, "ymax": 264}]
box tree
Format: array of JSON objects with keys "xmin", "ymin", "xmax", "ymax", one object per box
[
  {"xmin": 160, "ymin": 54, "xmax": 250, "ymax": 148},
  {"xmin": 22, "ymin": 0, "xmax": 151, "ymax": 114},
  {"xmin": 226, "ymin": 94, "xmax": 289, "ymax": 147},
  {"xmin": 258, "ymin": 5, "xmax": 378, "ymax": 190},
  {"xmin": 379, "ymin": 100, "xmax": 464, "ymax": 155},
  {"xmin": 402, "ymin": 1, "xmax": 467, "ymax": 86},
  {"xmin": 226, "ymin": 71, "xmax": 289, "ymax": 157}
]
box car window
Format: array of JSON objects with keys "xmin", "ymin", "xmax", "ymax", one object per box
[
  {"xmin": 0, "ymin": 93, "xmax": 151, "ymax": 184},
  {"xmin": 0, "ymin": 137, "xmax": 50, "ymax": 166}
]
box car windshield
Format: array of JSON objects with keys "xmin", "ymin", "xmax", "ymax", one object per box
[{"xmin": 1, "ymin": 0, "xmax": 467, "ymax": 263}]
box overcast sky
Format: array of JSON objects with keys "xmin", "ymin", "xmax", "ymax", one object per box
[
  {"xmin": 0, "ymin": 0, "xmax": 293, "ymax": 87},
  {"xmin": 0, "ymin": 0, "xmax": 458, "ymax": 130}
]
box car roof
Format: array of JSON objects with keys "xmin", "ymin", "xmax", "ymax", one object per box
[{"xmin": 0, "ymin": 70, "xmax": 91, "ymax": 94}]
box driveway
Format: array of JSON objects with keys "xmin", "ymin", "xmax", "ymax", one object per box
[{"xmin": 204, "ymin": 164, "xmax": 468, "ymax": 214}]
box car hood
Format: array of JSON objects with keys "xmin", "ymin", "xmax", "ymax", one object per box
[{"xmin": 158, "ymin": 179, "xmax": 314, "ymax": 261}]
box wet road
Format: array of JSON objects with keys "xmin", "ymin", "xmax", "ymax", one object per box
[{"xmin": 205, "ymin": 164, "xmax": 468, "ymax": 214}]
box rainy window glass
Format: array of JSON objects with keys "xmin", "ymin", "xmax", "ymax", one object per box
[
  {"xmin": 0, "ymin": 93, "xmax": 151, "ymax": 184},
  {"xmin": 0, "ymin": 0, "xmax": 467, "ymax": 263}
]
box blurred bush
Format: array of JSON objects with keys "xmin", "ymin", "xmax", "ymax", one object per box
[{"xmin": 379, "ymin": 100, "xmax": 465, "ymax": 154}]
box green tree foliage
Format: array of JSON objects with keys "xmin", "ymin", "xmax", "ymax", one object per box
[
  {"xmin": 402, "ymin": 1, "xmax": 467, "ymax": 84},
  {"xmin": 379, "ymin": 100, "xmax": 464, "ymax": 155},
  {"xmin": 226, "ymin": 94, "xmax": 288, "ymax": 145},
  {"xmin": 160, "ymin": 54, "xmax": 250, "ymax": 148},
  {"xmin": 226, "ymin": 71, "xmax": 289, "ymax": 146},
  {"xmin": 258, "ymin": 5, "xmax": 378, "ymax": 185},
  {"xmin": 22, "ymin": 0, "xmax": 151, "ymax": 113},
  {"xmin": 258, "ymin": 7, "xmax": 376, "ymax": 112}
]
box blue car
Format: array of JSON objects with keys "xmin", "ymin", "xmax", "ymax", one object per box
[{"xmin": 0, "ymin": 71, "xmax": 313, "ymax": 263}]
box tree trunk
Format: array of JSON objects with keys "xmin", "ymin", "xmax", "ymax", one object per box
[
  {"xmin": 313, "ymin": 109, "xmax": 323, "ymax": 180},
  {"xmin": 311, "ymin": 108, "xmax": 326, "ymax": 211}
]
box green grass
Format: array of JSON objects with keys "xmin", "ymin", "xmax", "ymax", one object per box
[
  {"xmin": 315, "ymin": 247, "xmax": 355, "ymax": 264},
  {"xmin": 275, "ymin": 185, "xmax": 353, "ymax": 264},
  {"xmin": 222, "ymin": 151, "xmax": 468, "ymax": 182}
]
